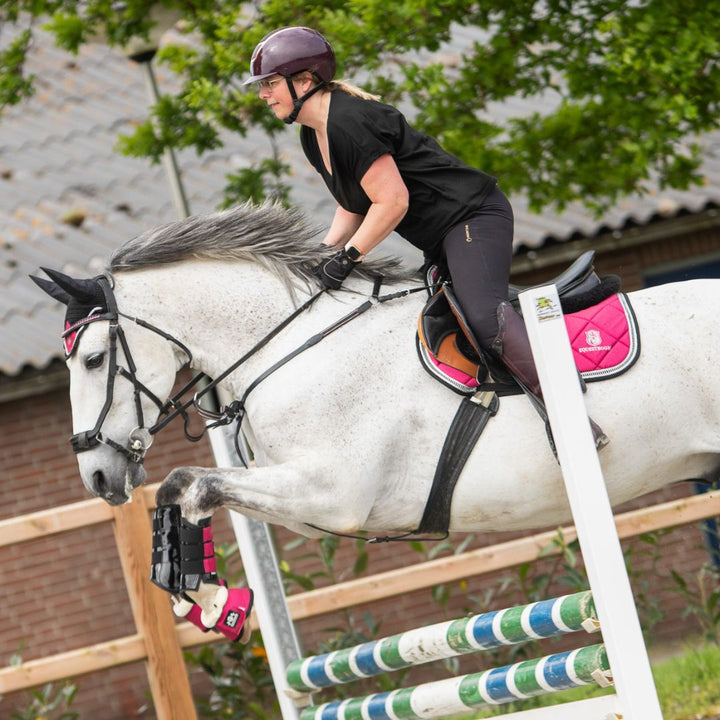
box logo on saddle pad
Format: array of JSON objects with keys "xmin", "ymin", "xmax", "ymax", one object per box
[{"xmin": 580, "ymin": 329, "xmax": 611, "ymax": 353}]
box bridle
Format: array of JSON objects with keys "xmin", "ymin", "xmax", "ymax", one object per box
[
  {"xmin": 65, "ymin": 275, "xmax": 194, "ymax": 465},
  {"xmin": 66, "ymin": 274, "xmax": 428, "ymax": 467}
]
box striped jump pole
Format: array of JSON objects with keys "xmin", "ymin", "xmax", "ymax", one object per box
[
  {"xmin": 300, "ymin": 644, "xmax": 611, "ymax": 720},
  {"xmin": 287, "ymin": 591, "xmax": 597, "ymax": 694}
]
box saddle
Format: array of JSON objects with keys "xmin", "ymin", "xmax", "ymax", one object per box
[
  {"xmin": 417, "ymin": 251, "xmax": 636, "ymax": 395},
  {"xmin": 414, "ymin": 252, "xmax": 640, "ymax": 536}
]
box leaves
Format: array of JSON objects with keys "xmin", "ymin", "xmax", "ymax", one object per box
[{"xmin": 3, "ymin": 0, "xmax": 720, "ymax": 210}]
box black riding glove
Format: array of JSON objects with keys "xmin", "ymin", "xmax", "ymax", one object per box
[{"xmin": 313, "ymin": 249, "xmax": 360, "ymax": 290}]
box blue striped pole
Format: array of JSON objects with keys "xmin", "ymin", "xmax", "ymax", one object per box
[
  {"xmin": 299, "ymin": 643, "xmax": 610, "ymax": 720},
  {"xmin": 287, "ymin": 591, "xmax": 597, "ymax": 693}
]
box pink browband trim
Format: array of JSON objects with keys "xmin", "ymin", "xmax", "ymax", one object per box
[{"xmin": 62, "ymin": 309, "xmax": 107, "ymax": 357}]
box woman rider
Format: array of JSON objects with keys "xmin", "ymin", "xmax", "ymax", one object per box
[{"xmin": 245, "ymin": 26, "xmax": 607, "ymax": 448}]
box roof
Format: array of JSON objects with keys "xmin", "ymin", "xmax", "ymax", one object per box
[{"xmin": 3, "ymin": 28, "xmax": 720, "ymax": 378}]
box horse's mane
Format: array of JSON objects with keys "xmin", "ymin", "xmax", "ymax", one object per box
[{"xmin": 109, "ymin": 202, "xmax": 416, "ymax": 297}]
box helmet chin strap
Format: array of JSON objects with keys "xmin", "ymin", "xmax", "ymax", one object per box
[{"xmin": 283, "ymin": 76, "xmax": 327, "ymax": 124}]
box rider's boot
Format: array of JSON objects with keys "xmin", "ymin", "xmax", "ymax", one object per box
[
  {"xmin": 491, "ymin": 301, "xmax": 609, "ymax": 450},
  {"xmin": 150, "ymin": 504, "xmax": 182, "ymax": 593}
]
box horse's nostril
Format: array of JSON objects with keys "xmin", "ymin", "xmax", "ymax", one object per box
[{"xmin": 93, "ymin": 470, "xmax": 107, "ymax": 498}]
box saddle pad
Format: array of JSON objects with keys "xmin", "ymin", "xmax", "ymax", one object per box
[
  {"xmin": 417, "ymin": 292, "xmax": 640, "ymax": 393},
  {"xmin": 566, "ymin": 292, "xmax": 639, "ymax": 381}
]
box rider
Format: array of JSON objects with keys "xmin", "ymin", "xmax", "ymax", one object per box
[{"xmin": 245, "ymin": 26, "xmax": 607, "ymax": 449}]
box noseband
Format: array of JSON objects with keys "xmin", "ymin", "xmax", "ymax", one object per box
[{"xmin": 66, "ymin": 276, "xmax": 192, "ymax": 465}]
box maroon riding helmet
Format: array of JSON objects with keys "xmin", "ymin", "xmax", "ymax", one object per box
[{"xmin": 245, "ymin": 26, "xmax": 336, "ymax": 123}]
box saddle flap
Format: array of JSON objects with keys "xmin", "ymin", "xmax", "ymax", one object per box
[
  {"xmin": 418, "ymin": 288, "xmax": 484, "ymax": 371},
  {"xmin": 418, "ymin": 289, "xmax": 461, "ymax": 357}
]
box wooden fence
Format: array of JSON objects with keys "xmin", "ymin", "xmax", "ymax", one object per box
[{"xmin": 1, "ymin": 485, "xmax": 719, "ymax": 718}]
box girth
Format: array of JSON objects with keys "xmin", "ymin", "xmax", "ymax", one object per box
[{"xmin": 417, "ymin": 390, "xmax": 499, "ymax": 534}]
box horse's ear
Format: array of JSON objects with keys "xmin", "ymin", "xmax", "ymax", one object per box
[
  {"xmin": 33, "ymin": 267, "xmax": 103, "ymax": 305},
  {"xmin": 29, "ymin": 273, "xmax": 72, "ymax": 305}
]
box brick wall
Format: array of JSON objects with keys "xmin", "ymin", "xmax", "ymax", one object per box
[{"xmin": 2, "ymin": 224, "xmax": 719, "ymax": 717}]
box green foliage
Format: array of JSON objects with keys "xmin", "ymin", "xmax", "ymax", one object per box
[
  {"xmin": 5, "ymin": 0, "xmax": 720, "ymax": 211},
  {"xmin": 5, "ymin": 651, "xmax": 79, "ymax": 720},
  {"xmin": 3, "ymin": 0, "xmax": 720, "ymax": 210},
  {"xmin": 670, "ymin": 563, "xmax": 720, "ymax": 644}
]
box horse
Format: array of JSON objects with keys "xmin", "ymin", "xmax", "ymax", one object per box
[{"xmin": 32, "ymin": 203, "xmax": 720, "ymax": 541}]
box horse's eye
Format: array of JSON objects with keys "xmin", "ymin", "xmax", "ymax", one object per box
[{"xmin": 85, "ymin": 353, "xmax": 105, "ymax": 369}]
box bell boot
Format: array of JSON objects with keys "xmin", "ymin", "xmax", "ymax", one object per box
[{"xmin": 173, "ymin": 588, "xmax": 254, "ymax": 644}]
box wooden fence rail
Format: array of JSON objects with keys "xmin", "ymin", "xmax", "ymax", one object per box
[{"xmin": 2, "ymin": 487, "xmax": 719, "ymax": 711}]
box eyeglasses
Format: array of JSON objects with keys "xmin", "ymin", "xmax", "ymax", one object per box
[{"xmin": 257, "ymin": 77, "xmax": 284, "ymax": 91}]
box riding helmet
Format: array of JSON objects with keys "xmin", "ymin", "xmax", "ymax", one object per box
[{"xmin": 244, "ymin": 26, "xmax": 336, "ymax": 85}]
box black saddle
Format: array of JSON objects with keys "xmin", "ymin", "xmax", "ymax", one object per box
[
  {"xmin": 419, "ymin": 251, "xmax": 621, "ymax": 391},
  {"xmin": 508, "ymin": 250, "xmax": 600, "ymax": 311}
]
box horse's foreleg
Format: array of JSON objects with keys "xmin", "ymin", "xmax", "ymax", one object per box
[
  {"xmin": 155, "ymin": 466, "xmax": 203, "ymax": 508},
  {"xmin": 173, "ymin": 461, "xmax": 374, "ymax": 533},
  {"xmin": 153, "ymin": 467, "xmax": 253, "ymax": 642}
]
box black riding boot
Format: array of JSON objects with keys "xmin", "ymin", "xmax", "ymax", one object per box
[{"xmin": 491, "ymin": 301, "xmax": 608, "ymax": 450}]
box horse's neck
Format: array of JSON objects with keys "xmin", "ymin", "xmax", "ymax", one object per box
[{"xmin": 115, "ymin": 262, "xmax": 301, "ymax": 378}]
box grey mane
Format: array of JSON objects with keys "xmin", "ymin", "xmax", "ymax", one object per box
[{"xmin": 109, "ymin": 202, "xmax": 415, "ymax": 297}]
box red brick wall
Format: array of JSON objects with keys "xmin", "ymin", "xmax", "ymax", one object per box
[{"xmin": 2, "ymin": 225, "xmax": 719, "ymax": 717}]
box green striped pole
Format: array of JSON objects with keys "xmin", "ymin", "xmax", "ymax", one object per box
[
  {"xmin": 299, "ymin": 644, "xmax": 610, "ymax": 720},
  {"xmin": 287, "ymin": 591, "xmax": 597, "ymax": 693}
]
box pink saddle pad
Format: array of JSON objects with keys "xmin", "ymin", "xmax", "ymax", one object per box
[{"xmin": 565, "ymin": 293, "xmax": 639, "ymax": 381}]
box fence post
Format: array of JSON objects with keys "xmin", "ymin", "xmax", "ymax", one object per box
[{"xmin": 112, "ymin": 494, "xmax": 197, "ymax": 720}]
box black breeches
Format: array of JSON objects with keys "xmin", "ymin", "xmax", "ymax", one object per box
[{"xmin": 442, "ymin": 185, "xmax": 514, "ymax": 350}]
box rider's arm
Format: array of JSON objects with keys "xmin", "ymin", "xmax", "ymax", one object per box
[
  {"xmin": 322, "ymin": 206, "xmax": 364, "ymax": 249},
  {"xmin": 346, "ymin": 153, "xmax": 409, "ymax": 258}
]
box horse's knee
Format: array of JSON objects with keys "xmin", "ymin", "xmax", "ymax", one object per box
[
  {"xmin": 156, "ymin": 467, "xmax": 202, "ymax": 506},
  {"xmin": 179, "ymin": 474, "xmax": 226, "ymax": 521}
]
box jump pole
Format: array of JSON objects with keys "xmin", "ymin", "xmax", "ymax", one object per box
[{"xmin": 518, "ymin": 285, "xmax": 663, "ymax": 720}]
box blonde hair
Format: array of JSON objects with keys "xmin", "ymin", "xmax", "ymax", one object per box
[{"xmin": 327, "ymin": 79, "xmax": 380, "ymax": 101}]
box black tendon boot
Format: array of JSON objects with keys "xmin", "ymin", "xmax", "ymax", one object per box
[
  {"xmin": 178, "ymin": 516, "xmax": 220, "ymax": 592},
  {"xmin": 150, "ymin": 504, "xmax": 182, "ymax": 592},
  {"xmin": 491, "ymin": 301, "xmax": 609, "ymax": 450}
]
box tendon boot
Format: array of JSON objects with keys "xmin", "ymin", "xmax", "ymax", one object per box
[
  {"xmin": 178, "ymin": 516, "xmax": 220, "ymax": 591},
  {"xmin": 150, "ymin": 504, "xmax": 182, "ymax": 593},
  {"xmin": 173, "ymin": 588, "xmax": 254, "ymax": 643},
  {"xmin": 492, "ymin": 301, "xmax": 609, "ymax": 451}
]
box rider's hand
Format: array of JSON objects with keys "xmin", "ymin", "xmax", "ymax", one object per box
[{"xmin": 313, "ymin": 249, "xmax": 361, "ymax": 290}]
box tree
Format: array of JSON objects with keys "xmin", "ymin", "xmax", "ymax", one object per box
[{"xmin": 2, "ymin": 0, "xmax": 719, "ymax": 212}]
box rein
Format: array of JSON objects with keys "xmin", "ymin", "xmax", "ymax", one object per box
[
  {"xmin": 184, "ymin": 278, "xmax": 429, "ymax": 463},
  {"xmin": 70, "ymin": 275, "xmax": 428, "ymax": 471}
]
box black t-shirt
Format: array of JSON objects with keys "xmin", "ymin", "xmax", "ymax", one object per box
[{"xmin": 300, "ymin": 90, "xmax": 496, "ymax": 256}]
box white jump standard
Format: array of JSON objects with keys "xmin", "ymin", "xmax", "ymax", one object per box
[{"xmin": 519, "ymin": 284, "xmax": 663, "ymax": 719}]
